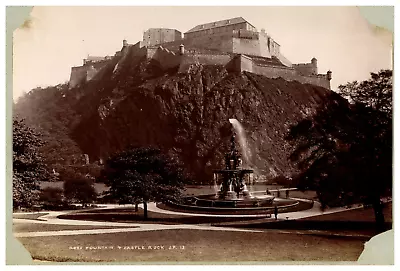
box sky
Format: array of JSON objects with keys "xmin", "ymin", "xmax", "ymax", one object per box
[{"xmin": 12, "ymin": 6, "xmax": 393, "ymax": 101}]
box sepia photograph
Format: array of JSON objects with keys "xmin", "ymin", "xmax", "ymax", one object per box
[{"xmin": 7, "ymin": 4, "xmax": 394, "ymax": 265}]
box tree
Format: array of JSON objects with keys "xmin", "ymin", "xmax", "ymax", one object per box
[
  {"xmin": 338, "ymin": 69, "xmax": 392, "ymax": 115},
  {"xmin": 13, "ymin": 118, "xmax": 53, "ymax": 209},
  {"xmin": 63, "ymin": 176, "xmax": 97, "ymax": 206},
  {"xmin": 286, "ymin": 70, "xmax": 392, "ymax": 232},
  {"xmin": 99, "ymin": 146, "xmax": 188, "ymax": 219},
  {"xmin": 39, "ymin": 187, "xmax": 64, "ymax": 207}
]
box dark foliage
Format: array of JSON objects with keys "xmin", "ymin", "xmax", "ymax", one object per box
[
  {"xmin": 99, "ymin": 146, "xmax": 189, "ymax": 218},
  {"xmin": 63, "ymin": 177, "xmax": 97, "ymax": 205},
  {"xmin": 287, "ymin": 70, "xmax": 392, "ymax": 232},
  {"xmin": 39, "ymin": 187, "xmax": 64, "ymax": 206},
  {"xmin": 14, "ymin": 84, "xmax": 85, "ymax": 171},
  {"xmin": 13, "ymin": 118, "xmax": 53, "ymax": 208}
]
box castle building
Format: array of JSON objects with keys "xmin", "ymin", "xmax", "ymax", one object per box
[
  {"xmin": 69, "ymin": 17, "xmax": 332, "ymax": 90},
  {"xmin": 184, "ymin": 17, "xmax": 257, "ymax": 39},
  {"xmin": 143, "ymin": 28, "xmax": 182, "ymax": 47}
]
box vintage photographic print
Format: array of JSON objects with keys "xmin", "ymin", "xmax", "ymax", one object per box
[{"xmin": 8, "ymin": 5, "xmax": 394, "ymax": 265}]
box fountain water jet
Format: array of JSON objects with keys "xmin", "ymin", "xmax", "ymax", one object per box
[
  {"xmin": 213, "ymin": 177, "xmax": 219, "ymax": 197},
  {"xmin": 229, "ymin": 118, "xmax": 251, "ymax": 167}
]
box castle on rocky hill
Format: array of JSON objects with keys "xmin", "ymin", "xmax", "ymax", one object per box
[{"xmin": 69, "ymin": 17, "xmax": 332, "ymax": 89}]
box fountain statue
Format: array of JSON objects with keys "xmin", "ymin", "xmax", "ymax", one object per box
[{"xmin": 213, "ymin": 134, "xmax": 253, "ymax": 200}]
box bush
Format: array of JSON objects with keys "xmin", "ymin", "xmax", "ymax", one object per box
[
  {"xmin": 63, "ymin": 177, "xmax": 97, "ymax": 205},
  {"xmin": 39, "ymin": 187, "xmax": 64, "ymax": 206}
]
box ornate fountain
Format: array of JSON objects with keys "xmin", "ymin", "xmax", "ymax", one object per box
[
  {"xmin": 182, "ymin": 124, "xmax": 276, "ymax": 209},
  {"xmin": 213, "ymin": 134, "xmax": 253, "ymax": 200},
  {"xmin": 161, "ymin": 120, "xmax": 310, "ymax": 214}
]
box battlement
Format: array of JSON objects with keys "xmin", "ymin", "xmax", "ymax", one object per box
[{"xmin": 83, "ymin": 55, "xmax": 113, "ymax": 66}]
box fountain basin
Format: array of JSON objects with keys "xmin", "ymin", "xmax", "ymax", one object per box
[
  {"xmin": 191, "ymin": 194, "xmax": 276, "ymax": 208},
  {"xmin": 166, "ymin": 192, "xmax": 299, "ymax": 210},
  {"xmin": 163, "ymin": 193, "xmax": 305, "ymax": 215}
]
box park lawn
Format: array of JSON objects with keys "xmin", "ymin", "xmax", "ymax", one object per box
[
  {"xmin": 58, "ymin": 208, "xmax": 267, "ymax": 225},
  {"xmin": 300, "ymin": 203, "xmax": 392, "ymax": 223},
  {"xmin": 218, "ymin": 203, "xmax": 392, "ymax": 237},
  {"xmin": 13, "ymin": 223, "xmax": 135, "ymax": 233},
  {"xmin": 17, "ymin": 229, "xmax": 364, "ymax": 262}
]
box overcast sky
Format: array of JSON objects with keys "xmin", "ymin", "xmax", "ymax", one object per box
[{"xmin": 13, "ymin": 6, "xmax": 393, "ymax": 100}]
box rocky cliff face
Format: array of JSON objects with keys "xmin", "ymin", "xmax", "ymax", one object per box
[
  {"xmin": 16, "ymin": 46, "xmax": 343, "ymax": 182},
  {"xmin": 68, "ymin": 46, "xmax": 344, "ymax": 182}
]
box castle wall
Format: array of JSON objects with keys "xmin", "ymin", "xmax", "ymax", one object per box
[
  {"xmin": 182, "ymin": 34, "xmax": 277, "ymax": 59},
  {"xmin": 69, "ymin": 66, "xmax": 89, "ymax": 88},
  {"xmin": 298, "ymin": 75, "xmax": 330, "ymax": 89},
  {"xmin": 293, "ymin": 62, "xmax": 317, "ymax": 76},
  {"xmin": 236, "ymin": 54, "xmax": 253, "ymax": 72},
  {"xmin": 258, "ymin": 35, "xmax": 276, "ymax": 57},
  {"xmin": 70, "ymin": 57, "xmax": 113, "ymax": 88},
  {"xmin": 85, "ymin": 61, "xmax": 110, "ymax": 81},
  {"xmin": 252, "ymin": 62, "xmax": 297, "ymax": 78},
  {"xmin": 130, "ymin": 41, "xmax": 145, "ymax": 50},
  {"xmin": 269, "ymin": 39, "xmax": 280, "ymax": 57},
  {"xmin": 184, "ymin": 34, "xmax": 235, "ymax": 53},
  {"xmin": 160, "ymin": 30, "xmax": 289, "ymax": 61},
  {"xmin": 275, "ymin": 53, "xmax": 292, "ymax": 67},
  {"xmin": 258, "ymin": 35, "xmax": 272, "ymax": 58},
  {"xmin": 164, "ymin": 34, "xmax": 270, "ymax": 58},
  {"xmin": 184, "ymin": 22, "xmax": 249, "ymax": 40},
  {"xmin": 113, "ymin": 43, "xmax": 147, "ymax": 77},
  {"xmin": 232, "ymin": 38, "xmax": 256, "ymax": 57},
  {"xmin": 178, "ymin": 54, "xmax": 232, "ymax": 73},
  {"xmin": 233, "ymin": 55, "xmax": 330, "ymax": 89},
  {"xmin": 86, "ymin": 66, "xmax": 99, "ymax": 81},
  {"xmin": 190, "ymin": 54, "xmax": 231, "ymax": 65},
  {"xmin": 253, "ymin": 64, "xmax": 330, "ymax": 89}
]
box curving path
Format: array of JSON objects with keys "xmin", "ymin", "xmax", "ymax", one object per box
[
  {"xmin": 15, "ymin": 195, "xmax": 389, "ymax": 238},
  {"xmin": 13, "ymin": 204, "xmax": 267, "ymax": 238}
]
